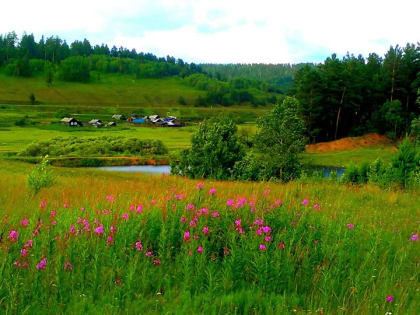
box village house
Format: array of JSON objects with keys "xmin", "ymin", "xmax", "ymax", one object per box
[
  {"xmin": 107, "ymin": 121, "xmax": 117, "ymax": 127},
  {"xmin": 112, "ymin": 114, "xmax": 126, "ymax": 120},
  {"xmin": 60, "ymin": 117, "xmax": 83, "ymax": 127},
  {"xmin": 88, "ymin": 119, "xmax": 103, "ymax": 127}
]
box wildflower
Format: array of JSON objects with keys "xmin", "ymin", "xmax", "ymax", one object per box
[
  {"xmin": 36, "ymin": 258, "xmax": 47, "ymax": 270},
  {"xmin": 236, "ymin": 227, "xmax": 244, "ymax": 234},
  {"xmin": 274, "ymin": 199, "xmax": 282, "ymax": 206},
  {"xmin": 8, "ymin": 230, "xmax": 18, "ymax": 242},
  {"xmin": 51, "ymin": 220, "xmax": 57, "ymax": 226},
  {"xmin": 346, "ymin": 223, "xmax": 355, "ymax": 230},
  {"xmin": 94, "ymin": 225, "xmax": 104, "ymax": 235},
  {"xmin": 314, "ymin": 240, "xmax": 319, "ymax": 244},
  {"xmin": 212, "ymin": 212, "xmax": 220, "ymax": 218},
  {"xmin": 262, "ymin": 226, "xmax": 271, "ymax": 234},
  {"xmin": 256, "ymin": 228, "xmax": 262, "ymax": 236},
  {"xmin": 254, "ymin": 219, "xmax": 264, "ymax": 225},
  {"xmin": 186, "ymin": 204, "xmax": 195, "ymax": 211},
  {"xmin": 386, "ymin": 296, "xmax": 394, "ymax": 302},
  {"xmin": 409, "ymin": 234, "xmax": 418, "ymax": 242},
  {"xmin": 122, "ymin": 212, "xmax": 129, "ymax": 220},
  {"xmin": 295, "ymin": 213, "xmax": 302, "ymax": 218},
  {"xmin": 189, "ymin": 220, "xmax": 197, "ymax": 228},
  {"xmin": 63, "ymin": 203, "xmax": 69, "ymax": 208},
  {"xmin": 249, "ymin": 201, "xmax": 255, "ymax": 207},
  {"xmin": 265, "ymin": 236, "xmax": 272, "ymax": 242},
  {"xmin": 200, "ymin": 208, "xmax": 209, "ymax": 215},
  {"xmin": 259, "ymin": 244, "xmax": 266, "ymax": 251},
  {"xmin": 180, "ymin": 217, "xmax": 186, "ymax": 223},
  {"xmin": 197, "ymin": 183, "xmax": 204, "ymax": 190},
  {"xmin": 227, "ymin": 200, "xmax": 235, "ymax": 207},
  {"xmin": 21, "ymin": 248, "xmax": 28, "ymax": 257},
  {"xmin": 209, "ymin": 188, "xmax": 216, "ymax": 195},
  {"xmin": 136, "ymin": 205, "xmax": 143, "ymax": 214},
  {"xmin": 235, "ymin": 219, "xmax": 241, "ymax": 226},
  {"xmin": 21, "ymin": 218, "xmax": 29, "ymax": 227},
  {"xmin": 151, "ymin": 199, "xmax": 156, "ymax": 205},
  {"xmin": 50, "ymin": 210, "xmax": 56, "ymax": 218},
  {"xmin": 197, "ymin": 246, "xmax": 203, "ymax": 253},
  {"xmin": 135, "ymin": 241, "xmax": 143, "ymax": 251},
  {"xmin": 80, "ymin": 207, "xmax": 85, "ymax": 212},
  {"xmin": 278, "ymin": 242, "xmax": 285, "ymax": 250},
  {"xmin": 106, "ymin": 235, "xmax": 113, "ymax": 245},
  {"xmin": 193, "ymin": 234, "xmax": 199, "ymax": 240},
  {"xmin": 314, "ymin": 204, "xmax": 321, "ymax": 210},
  {"xmin": 263, "ymin": 189, "xmax": 270, "ymax": 195},
  {"xmin": 187, "ymin": 250, "xmax": 192, "ymax": 255},
  {"xmin": 153, "ymin": 259, "xmax": 161, "ymax": 265},
  {"xmin": 110, "ymin": 226, "xmax": 116, "ymax": 233},
  {"xmin": 183, "ymin": 231, "xmax": 191, "ymax": 242},
  {"xmin": 223, "ymin": 248, "xmax": 230, "ymax": 255},
  {"xmin": 106, "ymin": 195, "xmax": 115, "ymax": 202},
  {"xmin": 40, "ymin": 200, "xmax": 47, "ymax": 208},
  {"xmin": 24, "ymin": 240, "xmax": 33, "ymax": 248},
  {"xmin": 202, "ymin": 226, "xmax": 209, "ymax": 236},
  {"xmin": 301, "ymin": 199, "xmax": 309, "ymax": 206},
  {"xmin": 145, "ymin": 251, "xmax": 152, "ymax": 257},
  {"xmin": 63, "ymin": 262, "xmax": 73, "ymax": 271}
]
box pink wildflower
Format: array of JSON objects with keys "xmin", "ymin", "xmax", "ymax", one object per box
[
  {"xmin": 21, "ymin": 218, "xmax": 29, "ymax": 227},
  {"xmin": 110, "ymin": 226, "xmax": 116, "ymax": 233},
  {"xmin": 21, "ymin": 248, "xmax": 28, "ymax": 257},
  {"xmin": 212, "ymin": 211, "xmax": 220, "ymax": 218},
  {"xmin": 278, "ymin": 242, "xmax": 285, "ymax": 250},
  {"xmin": 189, "ymin": 220, "xmax": 197, "ymax": 228},
  {"xmin": 265, "ymin": 236, "xmax": 272, "ymax": 242},
  {"xmin": 180, "ymin": 217, "xmax": 186, "ymax": 223},
  {"xmin": 135, "ymin": 241, "xmax": 143, "ymax": 251},
  {"xmin": 209, "ymin": 188, "xmax": 216, "ymax": 195},
  {"xmin": 24, "ymin": 240, "xmax": 33, "ymax": 248},
  {"xmin": 36, "ymin": 257, "xmax": 47, "ymax": 270},
  {"xmin": 314, "ymin": 204, "xmax": 321, "ymax": 210},
  {"xmin": 106, "ymin": 235, "xmax": 113, "ymax": 245},
  {"xmin": 346, "ymin": 223, "xmax": 355, "ymax": 230},
  {"xmin": 197, "ymin": 246, "xmax": 203, "ymax": 253},
  {"xmin": 8, "ymin": 230, "xmax": 18, "ymax": 242},
  {"xmin": 409, "ymin": 234, "xmax": 418, "ymax": 241},
  {"xmin": 69, "ymin": 224, "xmax": 76, "ymax": 234},
  {"xmin": 202, "ymin": 226, "xmax": 209, "ymax": 236},
  {"xmin": 186, "ymin": 204, "xmax": 195, "ymax": 211},
  {"xmin": 223, "ymin": 248, "xmax": 230, "ymax": 255},
  {"xmin": 80, "ymin": 207, "xmax": 85, "ymax": 212},
  {"xmin": 94, "ymin": 225, "xmax": 104, "ymax": 235},
  {"xmin": 40, "ymin": 200, "xmax": 47, "ymax": 208},
  {"xmin": 151, "ymin": 199, "xmax": 156, "ymax": 204},
  {"xmin": 262, "ymin": 226, "xmax": 271, "ymax": 234},
  {"xmin": 193, "ymin": 234, "xmax": 199, "ymax": 240},
  {"xmin": 50, "ymin": 210, "xmax": 56, "ymax": 218},
  {"xmin": 227, "ymin": 199, "xmax": 235, "ymax": 207},
  {"xmin": 263, "ymin": 189, "xmax": 270, "ymax": 195},
  {"xmin": 106, "ymin": 195, "xmax": 115, "ymax": 202},
  {"xmin": 254, "ymin": 219, "xmax": 264, "ymax": 225},
  {"xmin": 122, "ymin": 213, "xmax": 129, "ymax": 220},
  {"xmin": 256, "ymin": 228, "xmax": 262, "ymax": 236},
  {"xmin": 197, "ymin": 183, "xmax": 204, "ymax": 190},
  {"xmin": 64, "ymin": 261, "xmax": 73, "ymax": 271},
  {"xmin": 153, "ymin": 259, "xmax": 161, "ymax": 265},
  {"xmin": 259, "ymin": 244, "xmax": 266, "ymax": 251},
  {"xmin": 386, "ymin": 296, "xmax": 394, "ymax": 302},
  {"xmin": 183, "ymin": 231, "xmax": 191, "ymax": 242},
  {"xmin": 301, "ymin": 199, "xmax": 309, "ymax": 206},
  {"xmin": 136, "ymin": 205, "xmax": 143, "ymax": 214},
  {"xmin": 200, "ymin": 208, "xmax": 209, "ymax": 215},
  {"xmin": 235, "ymin": 219, "xmax": 241, "ymax": 226},
  {"xmin": 63, "ymin": 203, "xmax": 69, "ymax": 208},
  {"xmin": 145, "ymin": 251, "xmax": 152, "ymax": 257}
]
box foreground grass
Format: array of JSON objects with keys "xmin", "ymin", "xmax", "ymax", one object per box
[{"xmin": 0, "ymin": 161, "xmax": 418, "ymax": 314}]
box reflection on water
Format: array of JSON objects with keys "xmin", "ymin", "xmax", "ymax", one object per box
[{"xmin": 96, "ymin": 165, "xmax": 171, "ymax": 174}]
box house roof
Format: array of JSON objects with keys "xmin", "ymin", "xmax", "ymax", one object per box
[
  {"xmin": 89, "ymin": 119, "xmax": 102, "ymax": 124},
  {"xmin": 60, "ymin": 117, "xmax": 75, "ymax": 123}
]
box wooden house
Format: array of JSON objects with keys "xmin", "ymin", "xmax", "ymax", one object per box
[
  {"xmin": 88, "ymin": 119, "xmax": 103, "ymax": 127},
  {"xmin": 60, "ymin": 117, "xmax": 83, "ymax": 127}
]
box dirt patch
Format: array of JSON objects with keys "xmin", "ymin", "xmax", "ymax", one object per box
[{"xmin": 306, "ymin": 133, "xmax": 394, "ymax": 153}]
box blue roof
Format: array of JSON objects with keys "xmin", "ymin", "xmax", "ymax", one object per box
[{"xmin": 133, "ymin": 119, "xmax": 145, "ymax": 124}]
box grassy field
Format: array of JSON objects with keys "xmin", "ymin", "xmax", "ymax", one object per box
[{"xmin": 0, "ymin": 160, "xmax": 418, "ymax": 313}]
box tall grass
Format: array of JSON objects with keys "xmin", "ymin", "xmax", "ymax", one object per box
[{"xmin": 0, "ymin": 162, "xmax": 418, "ymax": 314}]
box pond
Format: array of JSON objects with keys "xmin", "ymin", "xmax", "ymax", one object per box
[
  {"xmin": 96, "ymin": 165, "xmax": 171, "ymax": 174},
  {"xmin": 95, "ymin": 165, "xmax": 344, "ymax": 178}
]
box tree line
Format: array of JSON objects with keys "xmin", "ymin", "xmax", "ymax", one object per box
[{"xmin": 292, "ymin": 44, "xmax": 420, "ymax": 142}]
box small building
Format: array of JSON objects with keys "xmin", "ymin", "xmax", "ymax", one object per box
[
  {"xmin": 107, "ymin": 121, "xmax": 117, "ymax": 127},
  {"xmin": 60, "ymin": 117, "xmax": 83, "ymax": 127},
  {"xmin": 112, "ymin": 114, "xmax": 126, "ymax": 120},
  {"xmin": 88, "ymin": 119, "xmax": 103, "ymax": 127},
  {"xmin": 132, "ymin": 118, "xmax": 146, "ymax": 124},
  {"xmin": 148, "ymin": 115, "xmax": 160, "ymax": 121}
]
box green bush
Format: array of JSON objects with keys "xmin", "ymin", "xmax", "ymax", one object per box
[
  {"xmin": 27, "ymin": 156, "xmax": 55, "ymax": 194},
  {"xmin": 387, "ymin": 139, "xmax": 419, "ymax": 188}
]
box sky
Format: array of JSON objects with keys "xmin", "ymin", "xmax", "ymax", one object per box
[{"xmin": 1, "ymin": 0, "xmax": 419, "ymax": 64}]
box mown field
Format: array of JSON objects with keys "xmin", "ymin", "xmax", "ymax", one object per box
[{"xmin": 0, "ymin": 160, "xmax": 418, "ymax": 313}]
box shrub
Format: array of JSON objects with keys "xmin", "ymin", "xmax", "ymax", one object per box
[
  {"xmin": 27, "ymin": 156, "xmax": 55, "ymax": 194},
  {"xmin": 387, "ymin": 139, "xmax": 419, "ymax": 188}
]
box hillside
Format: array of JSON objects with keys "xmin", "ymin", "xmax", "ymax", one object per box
[{"xmin": 0, "ymin": 73, "xmax": 205, "ymax": 106}]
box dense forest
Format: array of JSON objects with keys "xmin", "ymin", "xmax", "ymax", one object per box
[
  {"xmin": 201, "ymin": 63, "xmax": 312, "ymax": 92},
  {"xmin": 292, "ymin": 44, "xmax": 420, "ymax": 142}
]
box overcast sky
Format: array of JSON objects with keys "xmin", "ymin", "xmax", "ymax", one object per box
[{"xmin": 1, "ymin": 0, "xmax": 419, "ymax": 63}]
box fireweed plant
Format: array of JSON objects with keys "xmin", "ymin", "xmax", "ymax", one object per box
[{"xmin": 0, "ymin": 167, "xmax": 418, "ymax": 314}]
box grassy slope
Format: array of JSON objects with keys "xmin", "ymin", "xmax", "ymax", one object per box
[{"xmin": 0, "ymin": 160, "xmax": 418, "ymax": 313}]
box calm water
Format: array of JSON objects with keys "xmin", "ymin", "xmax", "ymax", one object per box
[
  {"xmin": 95, "ymin": 165, "xmax": 344, "ymax": 178},
  {"xmin": 96, "ymin": 165, "xmax": 171, "ymax": 174}
]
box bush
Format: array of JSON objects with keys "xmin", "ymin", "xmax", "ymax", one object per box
[
  {"xmin": 171, "ymin": 116, "xmax": 245, "ymax": 180},
  {"xmin": 27, "ymin": 156, "xmax": 55, "ymax": 194},
  {"xmin": 387, "ymin": 139, "xmax": 419, "ymax": 188}
]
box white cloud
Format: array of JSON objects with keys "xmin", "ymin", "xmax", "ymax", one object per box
[{"xmin": 1, "ymin": 0, "xmax": 419, "ymax": 63}]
